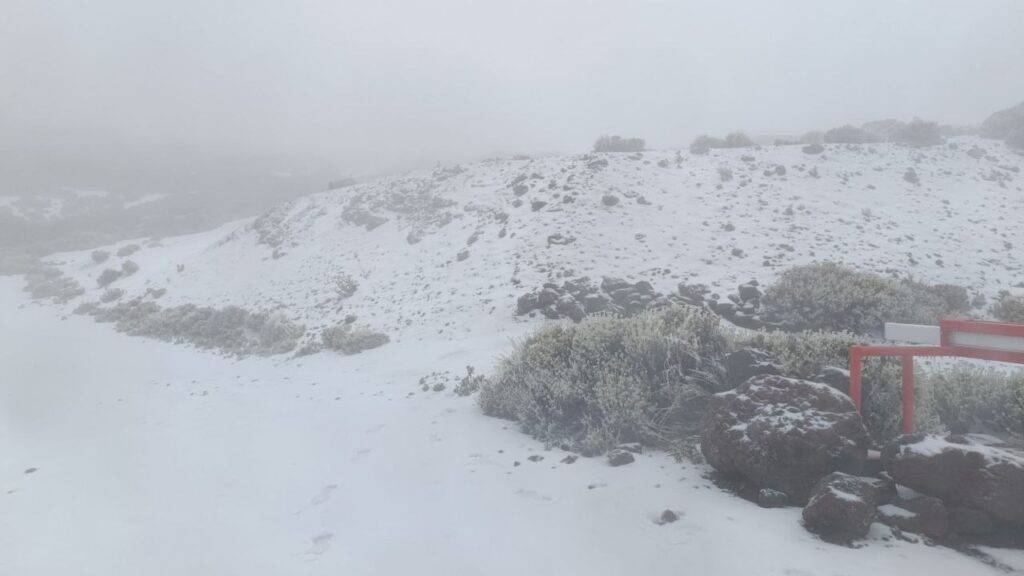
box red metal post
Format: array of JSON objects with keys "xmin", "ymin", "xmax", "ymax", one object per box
[
  {"xmin": 901, "ymin": 355, "xmax": 914, "ymax": 434},
  {"xmin": 849, "ymin": 347, "xmax": 863, "ymax": 411}
]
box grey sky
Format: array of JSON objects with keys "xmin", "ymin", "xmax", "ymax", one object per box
[{"xmin": 2, "ymin": 0, "xmax": 1023, "ymax": 176}]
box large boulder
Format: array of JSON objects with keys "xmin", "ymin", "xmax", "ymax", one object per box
[
  {"xmin": 885, "ymin": 434, "xmax": 1024, "ymax": 526},
  {"xmin": 802, "ymin": 473, "xmax": 885, "ymax": 543},
  {"xmin": 701, "ymin": 375, "xmax": 871, "ymax": 504},
  {"xmin": 877, "ymin": 495, "xmax": 949, "ymax": 541},
  {"xmin": 723, "ymin": 348, "xmax": 781, "ymax": 390}
]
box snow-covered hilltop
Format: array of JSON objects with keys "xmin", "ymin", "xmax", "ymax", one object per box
[{"xmin": 47, "ymin": 137, "xmax": 1023, "ymax": 347}]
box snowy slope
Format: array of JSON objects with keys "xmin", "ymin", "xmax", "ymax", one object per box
[
  {"xmin": 3, "ymin": 278, "xmax": 1023, "ymax": 575},
  {"xmin": 48, "ymin": 137, "xmax": 1024, "ymax": 345}
]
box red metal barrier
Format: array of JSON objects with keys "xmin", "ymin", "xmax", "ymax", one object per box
[{"xmin": 849, "ymin": 319, "xmax": 1024, "ymax": 434}]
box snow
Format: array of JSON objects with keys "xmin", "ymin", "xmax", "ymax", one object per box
[
  {"xmin": 6, "ymin": 139, "xmax": 1024, "ymax": 574},
  {"xmin": 878, "ymin": 504, "xmax": 917, "ymax": 519},
  {"xmin": 3, "ymin": 280, "xmax": 1023, "ymax": 575},
  {"xmin": 903, "ymin": 434, "xmax": 1024, "ymax": 468}
]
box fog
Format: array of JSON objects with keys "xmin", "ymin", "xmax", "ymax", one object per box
[{"xmin": 3, "ymin": 0, "xmax": 1024, "ymax": 191}]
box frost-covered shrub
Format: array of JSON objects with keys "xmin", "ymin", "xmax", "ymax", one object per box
[
  {"xmin": 991, "ymin": 291, "xmax": 1024, "ymax": 323},
  {"xmin": 980, "ymin": 101, "xmax": 1024, "ymax": 140},
  {"xmin": 90, "ymin": 301, "xmax": 304, "ymax": 356},
  {"xmin": 321, "ymin": 324, "xmax": 390, "ymax": 354},
  {"xmin": 689, "ymin": 135, "xmax": 725, "ymax": 155},
  {"xmin": 861, "ymin": 119, "xmax": 906, "ymax": 141},
  {"xmin": 762, "ymin": 263, "xmax": 969, "ymax": 336},
  {"xmin": 922, "ymin": 362, "xmax": 1024, "ymax": 437},
  {"xmin": 99, "ymin": 288, "xmax": 124, "ymax": 303},
  {"xmin": 116, "ymin": 244, "xmax": 141, "ymax": 257},
  {"xmin": 1007, "ymin": 126, "xmax": 1024, "ymax": 150},
  {"xmin": 91, "ymin": 250, "xmax": 110, "ymax": 264},
  {"xmin": 893, "ymin": 118, "xmax": 944, "ymax": 147},
  {"xmin": 97, "ymin": 268, "xmax": 122, "ymax": 287},
  {"xmin": 717, "ymin": 167, "xmax": 733, "ymax": 182},
  {"xmin": 121, "ymin": 259, "xmax": 139, "ymax": 276},
  {"xmin": 593, "ymin": 135, "xmax": 646, "ymax": 153},
  {"xmin": 479, "ymin": 307, "xmax": 727, "ymax": 455},
  {"xmin": 23, "ymin": 266, "xmax": 84, "ymax": 303},
  {"xmin": 724, "ymin": 132, "xmax": 754, "ymax": 148},
  {"xmin": 334, "ymin": 273, "xmax": 359, "ymax": 299},
  {"xmin": 453, "ymin": 365, "xmax": 487, "ymax": 397},
  {"xmin": 824, "ymin": 125, "xmax": 881, "ymax": 144}
]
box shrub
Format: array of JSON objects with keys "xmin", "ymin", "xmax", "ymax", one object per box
[
  {"xmin": 690, "ymin": 135, "xmax": 725, "ymax": 155},
  {"xmin": 762, "ymin": 263, "xmax": 969, "ymax": 336},
  {"xmin": 802, "ymin": 143, "xmax": 825, "ymax": 155},
  {"xmin": 991, "ymin": 291, "xmax": 1024, "ymax": 323},
  {"xmin": 800, "ymin": 131, "xmax": 825, "ymax": 145},
  {"xmin": 90, "ymin": 301, "xmax": 304, "ymax": 356},
  {"xmin": 116, "ymin": 244, "xmax": 141, "ymax": 257},
  {"xmin": 824, "ymin": 125, "xmax": 881, "ymax": 145},
  {"xmin": 724, "ymin": 132, "xmax": 754, "ymax": 148},
  {"xmin": 980, "ymin": 101, "xmax": 1024, "ymax": 140},
  {"xmin": 593, "ymin": 135, "xmax": 646, "ymax": 153},
  {"xmin": 99, "ymin": 288, "xmax": 124, "ymax": 303},
  {"xmin": 1007, "ymin": 126, "xmax": 1024, "ymax": 150},
  {"xmin": 922, "ymin": 361, "xmax": 1024, "ymax": 437},
  {"xmin": 321, "ymin": 325, "xmax": 390, "ymax": 354},
  {"xmin": 717, "ymin": 167, "xmax": 733, "ymax": 182},
  {"xmin": 335, "ymin": 273, "xmax": 358, "ymax": 299},
  {"xmin": 893, "ymin": 118, "xmax": 944, "ymax": 147},
  {"xmin": 23, "ymin": 266, "xmax": 84, "ymax": 303},
  {"xmin": 479, "ymin": 307, "xmax": 727, "ymax": 455},
  {"xmin": 327, "ymin": 177, "xmax": 357, "ymax": 190},
  {"xmin": 453, "ymin": 366, "xmax": 487, "ymax": 397},
  {"xmin": 97, "ymin": 268, "xmax": 122, "ymax": 287},
  {"xmin": 91, "ymin": 250, "xmax": 110, "ymax": 264},
  {"xmin": 121, "ymin": 260, "xmax": 140, "ymax": 276},
  {"xmin": 861, "ymin": 119, "xmax": 906, "ymax": 141}
]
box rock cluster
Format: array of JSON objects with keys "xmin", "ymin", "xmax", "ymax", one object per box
[{"xmin": 515, "ymin": 276, "xmax": 678, "ymax": 322}]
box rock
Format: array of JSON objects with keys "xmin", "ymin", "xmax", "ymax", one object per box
[
  {"xmin": 802, "ymin": 144, "xmax": 825, "ymax": 155},
  {"xmin": 540, "ymin": 306, "xmax": 560, "ymax": 320},
  {"xmin": 701, "ymin": 375, "xmax": 870, "ymax": 503},
  {"xmin": 757, "ymin": 488, "xmax": 790, "ymax": 509},
  {"xmin": 581, "ymin": 293, "xmax": 610, "ymax": 313},
  {"xmin": 877, "ymin": 496, "xmax": 949, "ymax": 541},
  {"xmin": 607, "ymin": 449, "xmax": 636, "ymax": 467},
  {"xmin": 737, "ymin": 283, "xmax": 761, "ymax": 302},
  {"xmin": 555, "ymin": 297, "xmax": 586, "ymax": 323},
  {"xmin": 948, "ymin": 506, "xmax": 996, "ymax": 537},
  {"xmin": 560, "ymin": 455, "xmax": 578, "ymax": 464},
  {"xmin": 885, "ymin": 434, "xmax": 1024, "ymax": 526},
  {"xmin": 601, "ymin": 194, "xmax": 620, "ymax": 206},
  {"xmin": 527, "ymin": 455, "xmax": 544, "ymax": 462},
  {"xmin": 660, "ymin": 510, "xmax": 679, "ymax": 524},
  {"xmin": 601, "ymin": 277, "xmax": 631, "ymax": 293},
  {"xmin": 802, "ymin": 473, "xmax": 881, "ymax": 543},
  {"xmin": 516, "ymin": 293, "xmax": 538, "ymax": 315},
  {"xmin": 903, "ymin": 168, "xmax": 919, "ymax": 184},
  {"xmin": 587, "ymin": 158, "xmax": 608, "ymax": 170},
  {"xmin": 810, "ymin": 366, "xmax": 851, "ymax": 393},
  {"xmin": 536, "ymin": 287, "xmax": 561, "ymax": 308},
  {"xmin": 723, "ymin": 348, "xmax": 782, "ymax": 390},
  {"xmin": 531, "ymin": 200, "xmax": 548, "ymax": 212},
  {"xmin": 456, "ymin": 249, "xmax": 470, "ymax": 261},
  {"xmin": 715, "ymin": 301, "xmax": 737, "ymax": 317},
  {"xmin": 774, "ymin": 165, "xmax": 787, "ymax": 176},
  {"xmin": 513, "ymin": 184, "xmax": 529, "ymax": 196}
]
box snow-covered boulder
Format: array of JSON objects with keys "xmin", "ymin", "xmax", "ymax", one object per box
[
  {"xmin": 802, "ymin": 472, "xmax": 887, "ymax": 544},
  {"xmin": 877, "ymin": 495, "xmax": 950, "ymax": 541},
  {"xmin": 701, "ymin": 374, "xmax": 870, "ymax": 504},
  {"xmin": 723, "ymin": 348, "xmax": 781, "ymax": 390},
  {"xmin": 885, "ymin": 434, "xmax": 1024, "ymax": 527}
]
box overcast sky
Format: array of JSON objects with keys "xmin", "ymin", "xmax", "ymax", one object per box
[{"xmin": 2, "ymin": 0, "xmax": 1024, "ymax": 178}]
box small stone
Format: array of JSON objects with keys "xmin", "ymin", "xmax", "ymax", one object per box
[
  {"xmin": 560, "ymin": 455, "xmax": 578, "ymax": 464},
  {"xmin": 24, "ymin": 468, "xmax": 37, "ymax": 475},
  {"xmin": 527, "ymin": 455, "xmax": 544, "ymax": 462},
  {"xmin": 660, "ymin": 510, "xmax": 679, "ymax": 524},
  {"xmin": 607, "ymin": 449, "xmax": 635, "ymax": 467}
]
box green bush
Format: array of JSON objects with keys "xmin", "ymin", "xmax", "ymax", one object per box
[
  {"xmin": 762, "ymin": 263, "xmax": 969, "ymax": 336},
  {"xmin": 593, "ymin": 135, "xmax": 646, "ymax": 153},
  {"xmin": 321, "ymin": 325, "xmax": 390, "ymax": 354},
  {"xmin": 991, "ymin": 291, "xmax": 1024, "ymax": 323},
  {"xmin": 480, "ymin": 307, "xmax": 727, "ymax": 455},
  {"xmin": 922, "ymin": 361, "xmax": 1024, "ymax": 437}
]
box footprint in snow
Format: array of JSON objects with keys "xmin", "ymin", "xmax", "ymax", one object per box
[
  {"xmin": 291, "ymin": 484, "xmax": 338, "ymax": 515},
  {"xmin": 305, "ymin": 532, "xmax": 333, "ymax": 556}
]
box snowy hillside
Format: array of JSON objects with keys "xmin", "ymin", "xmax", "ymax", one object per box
[{"xmin": 48, "ymin": 137, "xmax": 1024, "ymax": 345}]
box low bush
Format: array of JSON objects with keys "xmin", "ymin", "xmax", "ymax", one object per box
[
  {"xmin": 1008, "ymin": 126, "xmax": 1024, "ymax": 150},
  {"xmin": 922, "ymin": 361, "xmax": 1024, "ymax": 437},
  {"xmin": 321, "ymin": 324, "xmax": 390, "ymax": 354},
  {"xmin": 824, "ymin": 125, "xmax": 880, "ymax": 145},
  {"xmin": 689, "ymin": 133, "xmax": 754, "ymax": 155},
  {"xmin": 980, "ymin": 101, "xmax": 1024, "ymax": 140},
  {"xmin": 23, "ymin": 266, "xmax": 84, "ymax": 303},
  {"xmin": 90, "ymin": 301, "xmax": 304, "ymax": 356},
  {"xmin": 99, "ymin": 288, "xmax": 124, "ymax": 303},
  {"xmin": 91, "ymin": 250, "xmax": 110, "ymax": 264},
  {"xmin": 121, "ymin": 260, "xmax": 140, "ymax": 276},
  {"xmin": 991, "ymin": 291, "xmax": 1024, "ymax": 323},
  {"xmin": 593, "ymin": 135, "xmax": 646, "ymax": 153},
  {"xmin": 97, "ymin": 268, "xmax": 122, "ymax": 287},
  {"xmin": 762, "ymin": 262, "xmax": 969, "ymax": 336},
  {"xmin": 480, "ymin": 307, "xmax": 727, "ymax": 455},
  {"xmin": 116, "ymin": 244, "xmax": 141, "ymax": 257},
  {"xmin": 893, "ymin": 118, "xmax": 944, "ymax": 147}
]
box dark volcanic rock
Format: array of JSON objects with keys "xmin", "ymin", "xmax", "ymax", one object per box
[
  {"xmin": 723, "ymin": 348, "xmax": 782, "ymax": 390},
  {"xmin": 701, "ymin": 375, "xmax": 870, "ymax": 504},
  {"xmin": 802, "ymin": 473, "xmax": 882, "ymax": 544},
  {"xmin": 877, "ymin": 495, "xmax": 949, "ymax": 541}
]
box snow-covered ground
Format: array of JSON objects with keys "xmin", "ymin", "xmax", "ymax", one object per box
[
  {"xmin": 3, "ymin": 277, "xmax": 1023, "ymax": 575},
  {"xmin": 5, "ymin": 139, "xmax": 1024, "ymax": 574},
  {"xmin": 46, "ymin": 137, "xmax": 1024, "ymax": 346}
]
